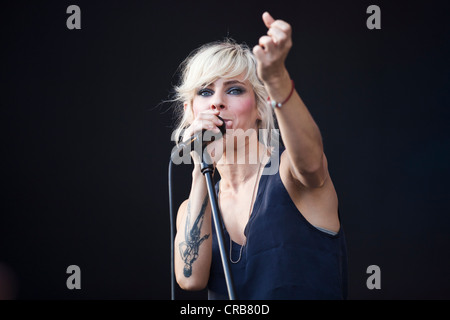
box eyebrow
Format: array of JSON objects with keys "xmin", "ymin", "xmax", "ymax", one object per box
[
  {"xmin": 202, "ymin": 79, "xmax": 246, "ymax": 88},
  {"xmin": 223, "ymin": 80, "xmax": 246, "ymax": 86}
]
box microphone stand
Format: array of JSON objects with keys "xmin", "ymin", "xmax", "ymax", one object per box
[{"xmin": 200, "ymin": 152, "xmax": 236, "ymax": 300}]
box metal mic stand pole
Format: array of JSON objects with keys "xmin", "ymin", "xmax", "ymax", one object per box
[{"xmin": 200, "ymin": 152, "xmax": 236, "ymax": 300}]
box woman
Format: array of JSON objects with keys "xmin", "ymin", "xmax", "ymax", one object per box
[{"xmin": 172, "ymin": 12, "xmax": 347, "ymax": 299}]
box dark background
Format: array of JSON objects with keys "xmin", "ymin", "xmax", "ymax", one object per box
[{"xmin": 1, "ymin": 0, "xmax": 449, "ymax": 300}]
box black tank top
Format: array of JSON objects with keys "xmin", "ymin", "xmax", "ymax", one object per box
[{"xmin": 208, "ymin": 148, "xmax": 348, "ymax": 299}]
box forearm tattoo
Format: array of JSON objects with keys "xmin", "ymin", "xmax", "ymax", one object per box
[{"xmin": 179, "ymin": 196, "xmax": 210, "ymax": 277}]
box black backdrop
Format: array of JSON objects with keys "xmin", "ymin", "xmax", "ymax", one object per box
[{"xmin": 1, "ymin": 0, "xmax": 449, "ymax": 300}]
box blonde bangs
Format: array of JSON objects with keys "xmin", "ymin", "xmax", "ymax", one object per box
[
  {"xmin": 171, "ymin": 39, "xmax": 278, "ymax": 148},
  {"xmin": 177, "ymin": 41, "xmax": 255, "ymax": 102}
]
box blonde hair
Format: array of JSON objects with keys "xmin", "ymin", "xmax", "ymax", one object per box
[{"xmin": 171, "ymin": 39, "xmax": 277, "ymax": 147}]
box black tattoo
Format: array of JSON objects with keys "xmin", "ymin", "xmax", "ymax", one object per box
[{"xmin": 179, "ymin": 196, "xmax": 210, "ymax": 277}]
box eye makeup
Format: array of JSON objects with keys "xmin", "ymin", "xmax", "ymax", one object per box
[
  {"xmin": 197, "ymin": 88, "xmax": 214, "ymax": 96},
  {"xmin": 197, "ymin": 86, "xmax": 246, "ymax": 97},
  {"xmin": 226, "ymin": 86, "xmax": 246, "ymax": 95}
]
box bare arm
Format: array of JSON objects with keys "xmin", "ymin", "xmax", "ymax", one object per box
[
  {"xmin": 174, "ymin": 110, "xmax": 223, "ymax": 290},
  {"xmin": 174, "ymin": 168, "xmax": 212, "ymax": 290},
  {"xmin": 254, "ymin": 12, "xmax": 327, "ymax": 188}
]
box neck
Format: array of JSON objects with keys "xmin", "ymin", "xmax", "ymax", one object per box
[{"xmin": 216, "ymin": 134, "xmax": 268, "ymax": 193}]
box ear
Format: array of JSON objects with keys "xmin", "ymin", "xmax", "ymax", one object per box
[{"xmin": 184, "ymin": 103, "xmax": 193, "ymax": 118}]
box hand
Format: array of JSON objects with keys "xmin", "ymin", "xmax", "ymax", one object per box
[
  {"xmin": 184, "ymin": 109, "xmax": 223, "ymax": 139},
  {"xmin": 184, "ymin": 109, "xmax": 225, "ymax": 167},
  {"xmin": 253, "ymin": 12, "xmax": 292, "ymax": 84}
]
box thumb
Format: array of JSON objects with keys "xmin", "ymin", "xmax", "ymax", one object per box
[{"xmin": 262, "ymin": 11, "xmax": 275, "ymax": 28}]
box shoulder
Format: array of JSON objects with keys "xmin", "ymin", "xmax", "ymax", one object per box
[
  {"xmin": 279, "ymin": 150, "xmax": 340, "ymax": 232},
  {"xmin": 278, "ymin": 148, "xmax": 333, "ymax": 193},
  {"xmin": 279, "ymin": 148, "xmax": 329, "ymax": 189}
]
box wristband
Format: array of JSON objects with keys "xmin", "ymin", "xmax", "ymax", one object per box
[{"xmin": 267, "ymin": 80, "xmax": 295, "ymax": 109}]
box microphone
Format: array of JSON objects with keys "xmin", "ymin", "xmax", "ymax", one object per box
[{"xmin": 171, "ymin": 116, "xmax": 226, "ymax": 162}]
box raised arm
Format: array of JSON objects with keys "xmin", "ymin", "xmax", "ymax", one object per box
[{"xmin": 253, "ymin": 12, "xmax": 327, "ymax": 188}]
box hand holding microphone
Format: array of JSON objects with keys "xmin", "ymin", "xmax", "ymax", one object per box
[
  {"xmin": 185, "ymin": 109, "xmax": 225, "ymax": 137},
  {"xmin": 171, "ymin": 110, "xmax": 227, "ymax": 164}
]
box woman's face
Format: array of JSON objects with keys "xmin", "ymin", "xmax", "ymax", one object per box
[{"xmin": 191, "ymin": 73, "xmax": 260, "ymax": 132}]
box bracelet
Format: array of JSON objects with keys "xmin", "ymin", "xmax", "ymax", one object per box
[{"xmin": 267, "ymin": 79, "xmax": 295, "ymax": 109}]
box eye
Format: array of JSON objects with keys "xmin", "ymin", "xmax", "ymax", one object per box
[
  {"xmin": 197, "ymin": 88, "xmax": 214, "ymax": 97},
  {"xmin": 227, "ymin": 87, "xmax": 245, "ymax": 95}
]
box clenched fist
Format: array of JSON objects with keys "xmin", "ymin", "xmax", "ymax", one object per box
[{"xmin": 253, "ymin": 12, "xmax": 293, "ymax": 84}]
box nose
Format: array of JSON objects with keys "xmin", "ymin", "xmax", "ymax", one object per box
[
  {"xmin": 210, "ymin": 104, "xmax": 226, "ymax": 110},
  {"xmin": 210, "ymin": 92, "xmax": 227, "ymax": 111}
]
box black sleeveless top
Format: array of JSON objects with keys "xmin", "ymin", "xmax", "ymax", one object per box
[{"xmin": 208, "ymin": 149, "xmax": 348, "ymax": 300}]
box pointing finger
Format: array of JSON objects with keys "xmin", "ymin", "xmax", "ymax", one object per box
[{"xmin": 262, "ymin": 11, "xmax": 275, "ymax": 29}]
